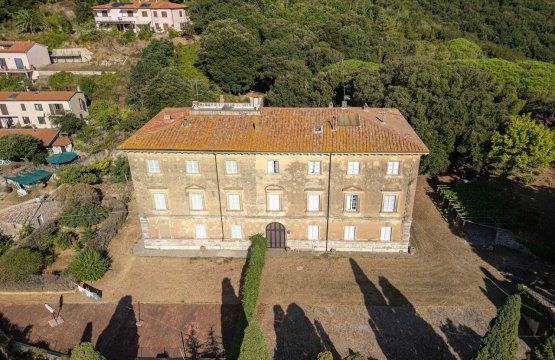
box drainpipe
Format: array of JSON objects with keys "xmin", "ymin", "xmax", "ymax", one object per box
[{"xmin": 214, "ymin": 153, "xmax": 225, "ymax": 241}]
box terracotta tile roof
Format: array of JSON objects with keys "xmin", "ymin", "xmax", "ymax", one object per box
[
  {"xmin": 119, "ymin": 107, "xmax": 429, "ymax": 154},
  {"xmin": 0, "ymin": 129, "xmax": 60, "ymax": 147},
  {"xmin": 52, "ymin": 136, "xmax": 71, "ymax": 147},
  {"xmin": 0, "ymin": 41, "xmax": 37, "ymax": 53},
  {"xmin": 0, "ymin": 91, "xmax": 77, "ymax": 102},
  {"xmin": 93, "ymin": 1, "xmax": 188, "ymax": 9}
]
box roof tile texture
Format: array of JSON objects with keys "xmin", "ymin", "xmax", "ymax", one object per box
[
  {"xmin": 0, "ymin": 41, "xmax": 35, "ymax": 53},
  {"xmin": 93, "ymin": 1, "xmax": 188, "ymax": 9},
  {"xmin": 0, "ymin": 129, "xmax": 59, "ymax": 146},
  {"xmin": 119, "ymin": 107, "xmax": 429, "ymax": 154},
  {"xmin": 0, "ymin": 91, "xmax": 77, "ymax": 102}
]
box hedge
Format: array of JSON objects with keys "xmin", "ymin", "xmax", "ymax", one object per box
[
  {"xmin": 237, "ymin": 321, "xmax": 269, "ymax": 360},
  {"xmin": 58, "ymin": 202, "xmax": 109, "ymax": 228},
  {"xmin": 84, "ymin": 197, "xmax": 127, "ymax": 251},
  {"xmin": 473, "ymin": 294, "xmax": 521, "ymax": 360},
  {"xmin": 70, "ymin": 342, "xmax": 106, "ymax": 360},
  {"xmin": 68, "ymin": 250, "xmax": 110, "ymax": 281},
  {"xmin": 241, "ymin": 234, "xmax": 268, "ymax": 321},
  {"xmin": 0, "ymin": 248, "xmax": 44, "ymax": 282}
]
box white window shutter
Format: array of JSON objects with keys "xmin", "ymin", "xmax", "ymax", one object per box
[{"xmin": 380, "ymin": 226, "xmax": 392, "ymax": 241}]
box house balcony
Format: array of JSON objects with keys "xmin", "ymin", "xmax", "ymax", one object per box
[{"xmin": 94, "ymin": 16, "xmax": 136, "ymax": 24}]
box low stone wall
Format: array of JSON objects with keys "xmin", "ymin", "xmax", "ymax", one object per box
[{"xmin": 144, "ymin": 238, "xmax": 409, "ymax": 253}]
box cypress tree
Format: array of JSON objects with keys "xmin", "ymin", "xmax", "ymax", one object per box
[{"xmin": 474, "ymin": 294, "xmax": 521, "ymax": 360}]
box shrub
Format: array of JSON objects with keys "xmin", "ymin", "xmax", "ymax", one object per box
[
  {"xmin": 0, "ymin": 248, "xmax": 44, "ymax": 282},
  {"xmin": 59, "ymin": 203, "xmax": 109, "ymax": 228},
  {"xmin": 529, "ymin": 333, "xmax": 555, "ymax": 360},
  {"xmin": 0, "ymin": 231, "xmax": 13, "ymax": 256},
  {"xmin": 70, "ymin": 342, "xmax": 106, "ymax": 360},
  {"xmin": 317, "ymin": 351, "xmax": 334, "ymax": 360},
  {"xmin": 54, "ymin": 231, "xmax": 77, "ymax": 250},
  {"xmin": 473, "ymin": 295, "xmax": 521, "ymax": 360},
  {"xmin": 241, "ymin": 234, "xmax": 268, "ymax": 321},
  {"xmin": 69, "ymin": 250, "xmax": 110, "ymax": 281},
  {"xmin": 343, "ymin": 353, "xmax": 366, "ymax": 360},
  {"xmin": 238, "ymin": 321, "xmax": 269, "ymax": 360},
  {"xmin": 47, "ymin": 71, "xmax": 77, "ymax": 90},
  {"xmin": 38, "ymin": 229, "xmax": 56, "ymax": 252},
  {"xmin": 92, "ymin": 157, "xmax": 112, "ymax": 177},
  {"xmin": 85, "ymin": 198, "xmax": 127, "ymax": 251},
  {"xmin": 111, "ymin": 156, "xmax": 130, "ymax": 183},
  {"xmin": 56, "ymin": 165, "xmax": 100, "ymax": 185},
  {"xmin": 56, "ymin": 183, "xmax": 101, "ymax": 206},
  {"xmin": 168, "ymin": 28, "xmax": 180, "ymax": 39},
  {"xmin": 137, "ymin": 27, "xmax": 153, "ymax": 40}
]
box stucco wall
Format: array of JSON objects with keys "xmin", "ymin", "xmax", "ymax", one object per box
[{"xmin": 128, "ymin": 151, "xmax": 421, "ymax": 252}]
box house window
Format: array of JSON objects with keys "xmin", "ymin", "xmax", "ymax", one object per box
[
  {"xmin": 308, "ymin": 161, "xmax": 321, "ymax": 174},
  {"xmin": 387, "ymin": 161, "xmax": 400, "ymax": 175},
  {"xmin": 307, "ymin": 194, "xmax": 320, "ymax": 212},
  {"xmin": 345, "ymin": 194, "xmax": 359, "ymax": 212},
  {"xmin": 153, "ymin": 193, "xmax": 167, "ymax": 210},
  {"xmin": 79, "ymin": 98, "xmax": 87, "ymax": 111},
  {"xmin": 307, "ymin": 225, "xmax": 319, "ymax": 241},
  {"xmin": 189, "ymin": 193, "xmax": 204, "ymax": 211},
  {"xmin": 195, "ymin": 224, "xmax": 207, "ymax": 239},
  {"xmin": 380, "ymin": 226, "xmax": 392, "ymax": 241},
  {"xmin": 153, "ymin": 11, "xmax": 158, "ymax": 17},
  {"xmin": 186, "ymin": 160, "xmax": 199, "ymax": 174},
  {"xmin": 161, "ymin": 11, "xmax": 167, "ymax": 17},
  {"xmin": 147, "ymin": 159, "xmax": 160, "ymax": 173},
  {"xmin": 267, "ymin": 160, "xmax": 279, "ymax": 174},
  {"xmin": 267, "ymin": 193, "xmax": 281, "ymax": 211},
  {"xmin": 20, "ymin": 104, "xmax": 26, "ymax": 111},
  {"xmin": 22, "ymin": 116, "xmax": 30, "ymax": 124},
  {"xmin": 227, "ymin": 194, "xmax": 241, "ymax": 211},
  {"xmin": 179, "ymin": 10, "xmax": 183, "ymax": 17},
  {"xmin": 38, "ymin": 116, "xmax": 46, "ymax": 124},
  {"xmin": 382, "ymin": 195, "xmax": 397, "ymax": 213},
  {"xmin": 344, "ymin": 226, "xmax": 356, "ymax": 241},
  {"xmin": 225, "ymin": 160, "xmax": 238, "ymax": 174},
  {"xmin": 49, "ymin": 103, "xmax": 64, "ymax": 115},
  {"xmin": 0, "ymin": 104, "xmax": 7, "ymax": 115},
  {"xmin": 231, "ymin": 224, "xmax": 243, "ymax": 239},
  {"xmin": 142, "ymin": 10, "xmax": 147, "ymax": 17},
  {"xmin": 101, "ymin": 11, "xmax": 108, "ymax": 17},
  {"xmin": 34, "ymin": 104, "xmax": 43, "ymax": 111},
  {"xmin": 347, "ymin": 161, "xmax": 360, "ymax": 175}
]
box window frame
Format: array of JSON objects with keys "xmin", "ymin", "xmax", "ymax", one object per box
[
  {"xmin": 147, "ymin": 159, "xmax": 160, "ymax": 174},
  {"xmin": 225, "ymin": 160, "xmax": 238, "ymax": 174},
  {"xmin": 344, "ymin": 226, "xmax": 356, "ymax": 241},
  {"xmin": 347, "ymin": 161, "xmax": 360, "ymax": 175},
  {"xmin": 308, "ymin": 161, "xmax": 321, "ymax": 175},
  {"xmin": 152, "ymin": 192, "xmax": 167, "ymax": 210},
  {"xmin": 195, "ymin": 224, "xmax": 207, "ymax": 239},
  {"xmin": 380, "ymin": 226, "xmax": 392, "ymax": 241},
  {"xmin": 307, "ymin": 194, "xmax": 320, "ymax": 212},
  {"xmin": 344, "ymin": 194, "xmax": 359, "ymax": 212},
  {"xmin": 20, "ymin": 104, "xmax": 26, "ymax": 111},
  {"xmin": 186, "ymin": 160, "xmax": 200, "ymax": 174},
  {"xmin": 307, "ymin": 225, "xmax": 319, "ymax": 241},
  {"xmin": 382, "ymin": 195, "xmax": 397, "ymax": 213},
  {"xmin": 227, "ymin": 193, "xmax": 241, "ymax": 211},
  {"xmin": 22, "ymin": 116, "xmax": 30, "ymax": 124},
  {"xmin": 230, "ymin": 224, "xmax": 243, "ymax": 239},
  {"xmin": 387, "ymin": 161, "xmax": 400, "ymax": 176},
  {"xmin": 34, "ymin": 104, "xmax": 43, "ymax": 111},
  {"xmin": 189, "ymin": 192, "xmax": 205, "ymax": 211},
  {"xmin": 267, "ymin": 160, "xmax": 279, "ymax": 174},
  {"xmin": 37, "ymin": 116, "xmax": 46, "ymax": 124},
  {"xmin": 267, "ymin": 193, "xmax": 281, "ymax": 211}
]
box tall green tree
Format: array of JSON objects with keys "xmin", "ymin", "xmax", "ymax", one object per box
[
  {"xmin": 70, "ymin": 342, "xmax": 106, "ymax": 360},
  {"xmin": 142, "ymin": 68, "xmax": 193, "ymax": 117},
  {"xmin": 196, "ymin": 19, "xmax": 260, "ymax": 94},
  {"xmin": 0, "ymin": 133, "xmax": 45, "ymax": 163},
  {"xmin": 488, "ymin": 114, "xmax": 555, "ymax": 175},
  {"xmin": 13, "ymin": 8, "xmax": 45, "ymax": 33},
  {"xmin": 50, "ymin": 113, "xmax": 85, "ymax": 135},
  {"xmin": 473, "ymin": 295, "xmax": 521, "ymax": 360}
]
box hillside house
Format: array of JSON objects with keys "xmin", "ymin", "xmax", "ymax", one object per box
[
  {"xmin": 0, "ymin": 128, "xmax": 72, "ymax": 154},
  {"xmin": 0, "ymin": 91, "xmax": 88, "ymax": 129},
  {"xmin": 92, "ymin": 1, "xmax": 189, "ymax": 33},
  {"xmin": 0, "ymin": 41, "xmax": 51, "ymax": 80},
  {"xmin": 120, "ymin": 101, "xmax": 428, "ymax": 253}
]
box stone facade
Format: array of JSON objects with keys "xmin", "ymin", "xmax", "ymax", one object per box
[{"xmin": 127, "ymin": 151, "xmax": 421, "ymax": 253}]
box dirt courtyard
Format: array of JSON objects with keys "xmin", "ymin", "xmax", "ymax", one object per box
[{"xmin": 0, "ymin": 176, "xmax": 534, "ymax": 359}]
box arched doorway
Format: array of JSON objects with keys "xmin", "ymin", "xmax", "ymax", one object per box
[{"xmin": 266, "ymin": 222, "xmax": 286, "ymax": 248}]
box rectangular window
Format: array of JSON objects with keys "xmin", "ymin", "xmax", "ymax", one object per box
[
  {"xmin": 307, "ymin": 225, "xmax": 319, "ymax": 241},
  {"xmin": 225, "ymin": 160, "xmax": 238, "ymax": 174},
  {"xmin": 20, "ymin": 104, "xmax": 26, "ymax": 111},
  {"xmin": 307, "ymin": 194, "xmax": 320, "ymax": 212},
  {"xmin": 161, "ymin": 11, "xmax": 167, "ymax": 17},
  {"xmin": 49, "ymin": 103, "xmax": 64, "ymax": 115},
  {"xmin": 231, "ymin": 224, "xmax": 243, "ymax": 239},
  {"xmin": 345, "ymin": 194, "xmax": 359, "ymax": 212},
  {"xmin": 22, "ymin": 116, "xmax": 30, "ymax": 124},
  {"xmin": 308, "ymin": 161, "xmax": 321, "ymax": 174},
  {"xmin": 153, "ymin": 11, "xmax": 158, "ymax": 17},
  {"xmin": 380, "ymin": 226, "xmax": 392, "ymax": 241},
  {"xmin": 147, "ymin": 159, "xmax": 160, "ymax": 173},
  {"xmin": 141, "ymin": 10, "xmax": 147, "ymax": 17},
  {"xmin": 101, "ymin": 11, "xmax": 108, "ymax": 17},
  {"xmin": 228, "ymin": 194, "xmax": 241, "ymax": 211},
  {"xmin": 344, "ymin": 226, "xmax": 356, "ymax": 241},
  {"xmin": 186, "ymin": 160, "xmax": 199, "ymax": 174},
  {"xmin": 126, "ymin": 10, "xmax": 133, "ymax": 17},
  {"xmin": 267, "ymin": 160, "xmax": 279, "ymax": 174},
  {"xmin": 267, "ymin": 194, "xmax": 281, "ymax": 211},
  {"xmin": 190, "ymin": 193, "xmax": 204, "ymax": 211},
  {"xmin": 37, "ymin": 116, "xmax": 46, "ymax": 124},
  {"xmin": 382, "ymin": 195, "xmax": 397, "ymax": 213},
  {"xmin": 179, "ymin": 10, "xmax": 183, "ymax": 17},
  {"xmin": 387, "ymin": 161, "xmax": 400, "ymax": 175},
  {"xmin": 153, "ymin": 193, "xmax": 167, "ymax": 210},
  {"xmin": 0, "ymin": 104, "xmax": 7, "ymax": 115},
  {"xmin": 347, "ymin": 161, "xmax": 360, "ymax": 175},
  {"xmin": 34, "ymin": 104, "xmax": 42, "ymax": 111},
  {"xmin": 195, "ymin": 224, "xmax": 207, "ymax": 239}
]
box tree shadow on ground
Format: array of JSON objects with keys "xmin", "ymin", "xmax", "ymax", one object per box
[
  {"xmin": 273, "ymin": 303, "xmax": 339, "ymax": 360},
  {"xmin": 0, "ymin": 313, "xmax": 49, "ymax": 350},
  {"xmin": 220, "ymin": 277, "xmax": 240, "ymax": 357},
  {"xmin": 349, "ymin": 258, "xmax": 453, "ymax": 359},
  {"xmin": 440, "ymin": 318, "xmax": 481, "ymax": 359},
  {"xmin": 95, "ymin": 295, "xmax": 139, "ymax": 360},
  {"xmin": 80, "ymin": 322, "xmax": 93, "ymax": 344}
]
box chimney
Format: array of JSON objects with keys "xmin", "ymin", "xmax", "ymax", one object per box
[
  {"xmin": 163, "ymin": 114, "xmax": 172, "ymax": 123},
  {"xmin": 341, "ymin": 100, "xmax": 347, "ymax": 109},
  {"xmin": 253, "ymin": 117, "xmax": 261, "ymax": 131},
  {"xmin": 328, "ymin": 102, "xmax": 333, "ymax": 108},
  {"xmin": 363, "ymin": 103, "xmax": 369, "ymax": 112}
]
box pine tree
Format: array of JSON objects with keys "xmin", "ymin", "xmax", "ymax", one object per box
[{"xmin": 473, "ymin": 295, "xmax": 521, "ymax": 360}]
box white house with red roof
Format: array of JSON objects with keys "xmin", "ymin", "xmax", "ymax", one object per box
[
  {"xmin": 0, "ymin": 91, "xmax": 88, "ymax": 129},
  {"xmin": 0, "ymin": 128, "xmax": 72, "ymax": 154},
  {"xmin": 0, "ymin": 41, "xmax": 51, "ymax": 80},
  {"xmin": 92, "ymin": 1, "xmax": 190, "ymax": 33}
]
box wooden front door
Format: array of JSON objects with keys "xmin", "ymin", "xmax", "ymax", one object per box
[{"xmin": 266, "ymin": 222, "xmax": 286, "ymax": 248}]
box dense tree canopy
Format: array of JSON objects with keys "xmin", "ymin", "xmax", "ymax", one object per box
[{"xmin": 0, "ymin": 134, "xmax": 46, "ymax": 164}]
